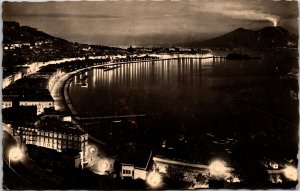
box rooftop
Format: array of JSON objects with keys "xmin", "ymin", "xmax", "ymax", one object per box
[
  {"xmin": 19, "ymin": 93, "xmax": 54, "ymax": 102},
  {"xmin": 2, "ymin": 95, "xmax": 19, "ymax": 101},
  {"xmin": 21, "ymin": 123, "xmax": 86, "ymax": 136}
]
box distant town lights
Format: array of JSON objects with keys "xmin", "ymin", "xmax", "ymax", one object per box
[{"xmin": 283, "ymin": 165, "xmax": 297, "ymax": 181}]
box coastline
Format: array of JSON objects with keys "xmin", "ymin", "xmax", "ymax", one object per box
[
  {"xmin": 49, "ymin": 55, "xmax": 227, "ymax": 149},
  {"xmin": 51, "ymin": 66, "xmax": 107, "ymax": 146}
]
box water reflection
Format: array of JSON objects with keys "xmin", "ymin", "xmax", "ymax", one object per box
[{"xmin": 86, "ymin": 58, "xmax": 221, "ymax": 88}]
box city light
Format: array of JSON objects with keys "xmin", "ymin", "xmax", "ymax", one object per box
[
  {"xmin": 208, "ymin": 160, "xmax": 230, "ymax": 179},
  {"xmin": 146, "ymin": 171, "xmax": 162, "ymax": 188},
  {"xmin": 98, "ymin": 159, "xmax": 109, "ymax": 172},
  {"xmin": 89, "ymin": 146, "xmax": 97, "ymax": 154},
  {"xmin": 283, "ymin": 165, "xmax": 297, "ymax": 181},
  {"xmin": 8, "ymin": 147, "xmax": 23, "ymax": 168}
]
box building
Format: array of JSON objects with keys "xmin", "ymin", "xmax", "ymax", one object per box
[
  {"xmin": 19, "ymin": 94, "xmax": 54, "ymax": 115},
  {"xmin": 2, "ymin": 95, "xmax": 19, "ymax": 109},
  {"xmin": 3, "ymin": 72, "xmax": 23, "ymax": 89},
  {"xmin": 121, "ymin": 152, "xmax": 153, "ymax": 180},
  {"xmin": 121, "ymin": 164, "xmax": 135, "ymax": 179},
  {"xmin": 16, "ymin": 119, "xmax": 88, "ymax": 168},
  {"xmin": 14, "ymin": 65, "xmax": 31, "ymax": 76}
]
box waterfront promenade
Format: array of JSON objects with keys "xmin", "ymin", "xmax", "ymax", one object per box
[{"xmin": 50, "ymin": 67, "xmax": 106, "ymax": 146}]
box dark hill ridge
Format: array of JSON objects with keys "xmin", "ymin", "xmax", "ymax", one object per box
[
  {"xmin": 3, "ymin": 21, "xmax": 70, "ymax": 45},
  {"xmin": 190, "ymin": 26, "xmax": 298, "ymax": 48}
]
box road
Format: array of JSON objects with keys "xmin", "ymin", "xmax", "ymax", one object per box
[{"xmin": 2, "ymin": 129, "xmax": 67, "ymax": 189}]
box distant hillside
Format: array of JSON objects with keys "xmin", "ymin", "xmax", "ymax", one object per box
[
  {"xmin": 3, "ymin": 21, "xmax": 70, "ymax": 45},
  {"xmin": 2, "ymin": 21, "xmax": 127, "ymax": 77},
  {"xmin": 188, "ymin": 26, "xmax": 298, "ymax": 49}
]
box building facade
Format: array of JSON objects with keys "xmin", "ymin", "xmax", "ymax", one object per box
[
  {"xmin": 19, "ymin": 98, "xmax": 54, "ymax": 115},
  {"xmin": 16, "ymin": 124, "xmax": 88, "ymax": 168}
]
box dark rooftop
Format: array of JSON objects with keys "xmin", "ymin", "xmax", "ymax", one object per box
[
  {"xmin": 19, "ymin": 93, "xmax": 54, "ymax": 102},
  {"xmin": 2, "ymin": 95, "xmax": 19, "ymax": 101},
  {"xmin": 32, "ymin": 118, "xmax": 86, "ymax": 135}
]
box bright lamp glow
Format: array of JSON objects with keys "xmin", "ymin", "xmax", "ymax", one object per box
[
  {"xmin": 9, "ymin": 147, "xmax": 23, "ymax": 162},
  {"xmin": 99, "ymin": 160, "xmax": 109, "ymax": 171},
  {"xmin": 89, "ymin": 147, "xmax": 96, "ymax": 154},
  {"xmin": 208, "ymin": 160, "xmax": 229, "ymax": 178},
  {"xmin": 146, "ymin": 171, "xmax": 162, "ymax": 188},
  {"xmin": 283, "ymin": 165, "xmax": 297, "ymax": 181}
]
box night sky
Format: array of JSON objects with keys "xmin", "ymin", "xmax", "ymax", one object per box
[{"xmin": 3, "ymin": 0, "xmax": 298, "ymax": 46}]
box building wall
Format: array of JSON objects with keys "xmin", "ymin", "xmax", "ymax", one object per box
[
  {"xmin": 121, "ymin": 164, "xmax": 148, "ymax": 180},
  {"xmin": 2, "ymin": 101, "xmax": 13, "ymax": 109},
  {"xmin": 121, "ymin": 165, "xmax": 135, "ymax": 178},
  {"xmin": 3, "ymin": 72, "xmax": 22, "ymax": 89},
  {"xmin": 48, "ymin": 69, "xmax": 63, "ymax": 91},
  {"xmin": 3, "ymin": 75, "xmax": 13, "ymax": 89},
  {"xmin": 19, "ymin": 101, "xmax": 54, "ymax": 115},
  {"xmin": 133, "ymin": 168, "xmax": 148, "ymax": 180},
  {"xmin": 18, "ymin": 126, "xmax": 88, "ymax": 152}
]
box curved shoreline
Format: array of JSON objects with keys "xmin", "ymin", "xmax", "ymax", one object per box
[
  {"xmin": 52, "ymin": 66, "xmax": 107, "ymax": 146},
  {"xmin": 51, "ymin": 56, "xmax": 224, "ymax": 146}
]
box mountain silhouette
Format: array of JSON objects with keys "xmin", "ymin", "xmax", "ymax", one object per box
[{"xmin": 190, "ymin": 26, "xmax": 298, "ymax": 48}]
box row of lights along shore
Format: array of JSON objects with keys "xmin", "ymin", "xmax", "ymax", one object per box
[{"xmin": 7, "ymin": 145, "xmax": 297, "ymax": 188}]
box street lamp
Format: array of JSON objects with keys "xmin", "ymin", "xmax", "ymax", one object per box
[
  {"xmin": 8, "ymin": 147, "xmax": 23, "ymax": 169},
  {"xmin": 283, "ymin": 165, "xmax": 297, "ymax": 181},
  {"xmin": 89, "ymin": 146, "xmax": 97, "ymax": 161},
  {"xmin": 146, "ymin": 170, "xmax": 162, "ymax": 188},
  {"xmin": 208, "ymin": 160, "xmax": 230, "ymax": 179}
]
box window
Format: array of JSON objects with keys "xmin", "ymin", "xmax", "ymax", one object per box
[{"xmin": 123, "ymin": 170, "xmax": 132, "ymax": 175}]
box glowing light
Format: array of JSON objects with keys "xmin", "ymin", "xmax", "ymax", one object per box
[
  {"xmin": 146, "ymin": 171, "xmax": 162, "ymax": 188},
  {"xmin": 208, "ymin": 160, "xmax": 230, "ymax": 178},
  {"xmin": 9, "ymin": 147, "xmax": 23, "ymax": 168},
  {"xmin": 88, "ymin": 146, "xmax": 97, "ymax": 154},
  {"xmin": 98, "ymin": 160, "xmax": 109, "ymax": 171},
  {"xmin": 9, "ymin": 147, "xmax": 23, "ymax": 162},
  {"xmin": 274, "ymin": 20, "xmax": 277, "ymax": 27},
  {"xmin": 283, "ymin": 165, "xmax": 297, "ymax": 181}
]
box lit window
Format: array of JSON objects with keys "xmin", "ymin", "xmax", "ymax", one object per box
[{"xmin": 123, "ymin": 170, "xmax": 132, "ymax": 174}]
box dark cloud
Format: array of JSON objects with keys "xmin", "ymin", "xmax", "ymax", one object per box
[
  {"xmin": 3, "ymin": 0, "xmax": 298, "ymax": 46},
  {"xmin": 3, "ymin": 13, "xmax": 123, "ymax": 19}
]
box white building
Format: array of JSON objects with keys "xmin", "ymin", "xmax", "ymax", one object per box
[
  {"xmin": 19, "ymin": 95, "xmax": 54, "ymax": 115},
  {"xmin": 121, "ymin": 152, "xmax": 153, "ymax": 180},
  {"xmin": 16, "ymin": 123, "xmax": 88, "ymax": 168}
]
